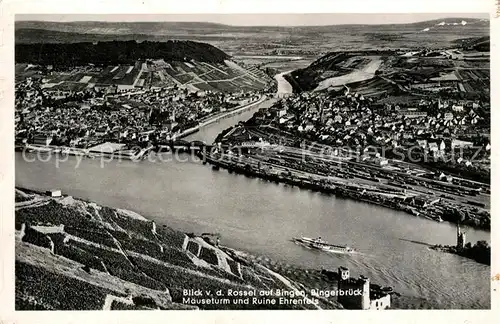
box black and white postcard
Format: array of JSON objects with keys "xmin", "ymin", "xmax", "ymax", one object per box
[{"xmin": 0, "ymin": 0, "xmax": 497, "ymax": 323}]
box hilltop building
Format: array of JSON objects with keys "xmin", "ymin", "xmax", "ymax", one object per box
[{"xmin": 337, "ymin": 267, "xmax": 391, "ymax": 310}]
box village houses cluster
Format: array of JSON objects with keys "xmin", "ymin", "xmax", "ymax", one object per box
[{"xmin": 259, "ymin": 90, "xmax": 490, "ymax": 169}]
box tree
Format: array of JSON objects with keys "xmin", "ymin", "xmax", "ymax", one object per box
[{"xmin": 475, "ymin": 240, "xmax": 489, "ymax": 249}]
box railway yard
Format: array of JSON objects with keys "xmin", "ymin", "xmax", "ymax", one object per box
[{"xmin": 205, "ymin": 43, "xmax": 491, "ymax": 231}]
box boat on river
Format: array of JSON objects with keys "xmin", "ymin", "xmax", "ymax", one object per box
[{"xmin": 292, "ymin": 236, "xmax": 355, "ymax": 254}]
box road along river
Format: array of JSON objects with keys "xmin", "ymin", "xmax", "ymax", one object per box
[{"xmin": 16, "ymin": 98, "xmax": 490, "ymax": 309}]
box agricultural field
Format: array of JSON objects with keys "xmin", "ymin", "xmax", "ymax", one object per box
[
  {"xmin": 156, "ymin": 60, "xmax": 272, "ymax": 92},
  {"xmin": 454, "ymin": 69, "xmax": 490, "ymax": 81},
  {"xmin": 46, "ymin": 82, "xmax": 91, "ymax": 92},
  {"xmin": 31, "ymin": 58, "xmax": 272, "ymax": 93}
]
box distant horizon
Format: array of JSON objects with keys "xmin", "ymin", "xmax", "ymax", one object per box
[{"xmin": 16, "ymin": 13, "xmax": 490, "ymax": 27}]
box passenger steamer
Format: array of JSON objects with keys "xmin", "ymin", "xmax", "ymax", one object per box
[{"xmin": 293, "ymin": 236, "xmax": 355, "ymax": 254}]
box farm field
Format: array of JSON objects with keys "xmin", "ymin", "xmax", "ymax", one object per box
[{"xmin": 145, "ymin": 60, "xmax": 272, "ymax": 92}]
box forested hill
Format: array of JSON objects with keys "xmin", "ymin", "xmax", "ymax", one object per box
[{"xmin": 15, "ymin": 40, "xmax": 230, "ymax": 66}]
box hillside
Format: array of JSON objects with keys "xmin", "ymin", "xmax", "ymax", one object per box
[
  {"xmin": 15, "ymin": 188, "xmax": 345, "ymax": 310},
  {"xmin": 15, "ymin": 40, "xmax": 230, "ymax": 66},
  {"xmin": 452, "ymin": 36, "xmax": 490, "ymax": 51},
  {"xmin": 15, "ymin": 20, "xmax": 236, "ymax": 35},
  {"xmin": 15, "ymin": 18, "xmax": 489, "ymax": 35},
  {"xmin": 286, "ymin": 43, "xmax": 490, "ymax": 100},
  {"xmin": 15, "ymin": 18, "xmax": 489, "ymax": 58},
  {"xmin": 15, "ymin": 28, "xmax": 151, "ymax": 44},
  {"xmin": 15, "ymin": 38, "xmax": 274, "ymax": 92},
  {"xmin": 286, "ymin": 52, "xmax": 390, "ymax": 92}
]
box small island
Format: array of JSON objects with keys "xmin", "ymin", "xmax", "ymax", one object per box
[{"xmin": 431, "ymin": 219, "xmax": 490, "ymax": 265}]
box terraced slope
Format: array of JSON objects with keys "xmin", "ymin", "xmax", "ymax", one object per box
[
  {"xmin": 15, "ymin": 40, "xmax": 274, "ymax": 93},
  {"xmin": 15, "ymin": 188, "xmax": 343, "ymax": 310},
  {"xmin": 143, "ymin": 59, "xmax": 272, "ymax": 92}
]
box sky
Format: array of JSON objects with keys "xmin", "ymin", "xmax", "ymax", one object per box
[{"xmin": 15, "ymin": 13, "xmax": 490, "ymax": 27}]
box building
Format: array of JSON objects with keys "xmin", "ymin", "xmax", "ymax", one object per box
[
  {"xmin": 337, "ymin": 267, "xmax": 391, "ymax": 310},
  {"xmin": 32, "ymin": 134, "xmax": 53, "ymax": 146},
  {"xmin": 46, "ymin": 189, "xmax": 62, "ymax": 197},
  {"xmin": 373, "ymin": 157, "xmax": 389, "ymax": 166},
  {"xmin": 94, "ymin": 126, "xmax": 109, "ymax": 137},
  {"xmin": 451, "ymin": 139, "xmax": 474, "ymax": 149},
  {"xmin": 397, "ymin": 110, "xmax": 427, "ymax": 118},
  {"xmin": 444, "ymin": 112, "xmax": 454, "ymax": 121}
]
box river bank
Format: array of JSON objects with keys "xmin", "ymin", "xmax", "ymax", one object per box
[
  {"xmin": 200, "ymin": 153, "xmax": 420, "ymax": 216},
  {"xmin": 429, "ymin": 243, "xmax": 490, "ymax": 265},
  {"xmin": 274, "ymin": 70, "xmax": 294, "ymax": 94},
  {"xmin": 173, "ymin": 95, "xmax": 269, "ymax": 139},
  {"xmin": 199, "ymin": 151, "xmax": 489, "ymax": 231}
]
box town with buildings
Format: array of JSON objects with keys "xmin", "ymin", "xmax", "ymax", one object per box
[
  {"xmin": 15, "ymin": 69, "xmax": 266, "ymax": 157},
  {"xmin": 205, "ymin": 87, "xmax": 491, "ymax": 230}
]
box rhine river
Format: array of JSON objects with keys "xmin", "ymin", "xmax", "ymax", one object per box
[{"xmin": 15, "ymin": 99, "xmax": 490, "ymax": 309}]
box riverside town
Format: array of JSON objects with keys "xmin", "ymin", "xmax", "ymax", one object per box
[{"xmin": 14, "ymin": 13, "xmax": 491, "ymax": 311}]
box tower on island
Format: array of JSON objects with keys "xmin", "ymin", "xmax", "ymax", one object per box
[{"xmin": 457, "ymin": 223, "xmax": 466, "ymax": 250}]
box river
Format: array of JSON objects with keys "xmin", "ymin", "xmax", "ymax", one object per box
[
  {"xmin": 15, "ymin": 99, "xmax": 490, "ymax": 309},
  {"xmin": 275, "ymin": 70, "xmax": 294, "ymax": 95},
  {"xmin": 314, "ymin": 56, "xmax": 382, "ymax": 91}
]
